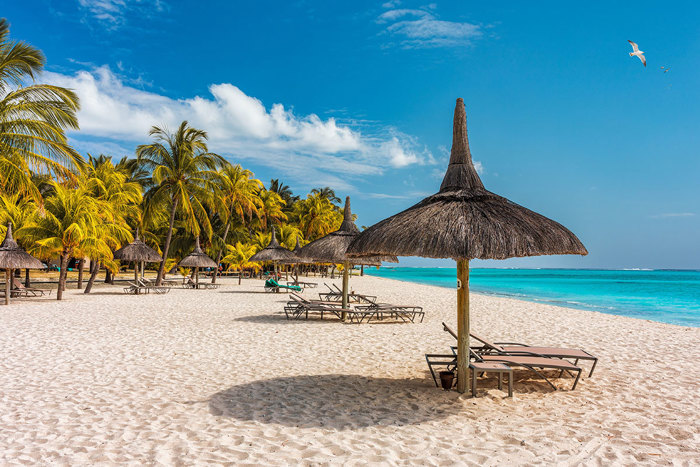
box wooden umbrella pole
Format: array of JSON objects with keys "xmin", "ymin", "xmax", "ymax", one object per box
[
  {"xmin": 134, "ymin": 263, "xmax": 138, "ymax": 282},
  {"xmin": 4, "ymin": 268, "xmax": 10, "ymax": 305},
  {"xmin": 456, "ymin": 258, "xmax": 470, "ymax": 394},
  {"xmin": 341, "ymin": 261, "xmax": 349, "ymax": 321},
  {"xmin": 195, "ymin": 267, "xmax": 199, "ymax": 289}
]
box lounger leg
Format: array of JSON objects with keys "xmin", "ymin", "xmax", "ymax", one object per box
[
  {"xmin": 588, "ymin": 358, "xmax": 598, "ymax": 377},
  {"xmin": 498, "ymin": 372, "xmax": 502, "ymax": 391},
  {"xmin": 571, "ymin": 369, "xmax": 582, "ymax": 390},
  {"xmin": 507, "ymin": 374, "xmax": 513, "ymax": 397}
]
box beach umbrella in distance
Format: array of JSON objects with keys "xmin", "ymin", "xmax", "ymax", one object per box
[
  {"xmin": 347, "ymin": 99, "xmax": 587, "ymax": 393},
  {"xmin": 0, "ymin": 223, "xmax": 45, "ymax": 305},
  {"xmin": 249, "ymin": 227, "xmax": 298, "ymax": 291},
  {"xmin": 179, "ymin": 237, "xmax": 218, "ymax": 288},
  {"xmin": 113, "ymin": 229, "xmax": 163, "ymax": 282},
  {"xmin": 298, "ymin": 197, "xmax": 398, "ymax": 315}
]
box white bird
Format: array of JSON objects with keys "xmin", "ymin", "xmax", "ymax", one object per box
[{"xmin": 628, "ymin": 40, "xmax": 646, "ymax": 67}]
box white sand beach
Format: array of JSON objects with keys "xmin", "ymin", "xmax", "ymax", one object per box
[{"xmin": 0, "ymin": 275, "xmax": 698, "ymax": 465}]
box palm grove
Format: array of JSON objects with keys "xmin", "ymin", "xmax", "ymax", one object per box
[{"xmin": 0, "ymin": 19, "xmax": 347, "ymax": 299}]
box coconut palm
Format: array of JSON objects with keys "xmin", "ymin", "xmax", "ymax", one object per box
[
  {"xmin": 310, "ymin": 187, "xmax": 341, "ymax": 204},
  {"xmin": 19, "ymin": 183, "xmax": 103, "ymax": 300},
  {"xmin": 137, "ymin": 121, "xmax": 224, "ymax": 285},
  {"xmin": 269, "ymin": 178, "xmax": 298, "ymax": 205},
  {"xmin": 0, "ymin": 18, "xmax": 81, "ymax": 194},
  {"xmin": 294, "ymin": 192, "xmax": 343, "ymax": 241},
  {"xmin": 222, "ymin": 242, "xmax": 261, "ymax": 284},
  {"xmin": 276, "ymin": 223, "xmax": 303, "ymax": 250},
  {"xmin": 211, "ymin": 163, "xmax": 263, "ymax": 283},
  {"xmin": 255, "ymin": 189, "xmax": 287, "ymax": 230}
]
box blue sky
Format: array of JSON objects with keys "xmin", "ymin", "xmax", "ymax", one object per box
[{"xmin": 7, "ymin": 1, "xmax": 700, "ymax": 269}]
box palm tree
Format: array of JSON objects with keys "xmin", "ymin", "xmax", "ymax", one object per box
[
  {"xmin": 211, "ymin": 163, "xmax": 263, "ymax": 283},
  {"xmin": 255, "ymin": 189, "xmax": 287, "ymax": 230},
  {"xmin": 221, "ymin": 242, "xmax": 261, "ymax": 284},
  {"xmin": 276, "ymin": 223, "xmax": 303, "ymax": 250},
  {"xmin": 0, "ymin": 192, "xmax": 38, "ymax": 286},
  {"xmin": 80, "ymin": 155, "xmax": 141, "ymax": 292},
  {"xmin": 19, "ymin": 183, "xmax": 102, "ymax": 300},
  {"xmin": 137, "ymin": 121, "xmax": 224, "ymax": 285},
  {"xmin": 294, "ymin": 192, "xmax": 343, "ymax": 240},
  {"xmin": 269, "ymin": 179, "xmax": 298, "ymax": 205},
  {"xmin": 310, "ymin": 187, "xmax": 341, "ymax": 204},
  {"xmin": 0, "ymin": 18, "xmax": 81, "ymax": 195}
]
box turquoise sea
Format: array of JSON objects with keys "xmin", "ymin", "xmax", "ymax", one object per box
[{"xmin": 363, "ymin": 268, "xmax": 700, "ymax": 327}]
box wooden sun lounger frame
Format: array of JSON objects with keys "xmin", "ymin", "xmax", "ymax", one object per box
[
  {"xmin": 353, "ymin": 303, "xmax": 425, "ymax": 323},
  {"xmin": 284, "ymin": 295, "xmax": 349, "ymax": 320},
  {"xmin": 138, "ymin": 279, "xmax": 171, "ymax": 294},
  {"xmin": 318, "ymin": 283, "xmax": 377, "ymax": 304},
  {"xmin": 11, "ymin": 278, "xmax": 51, "ymax": 297}
]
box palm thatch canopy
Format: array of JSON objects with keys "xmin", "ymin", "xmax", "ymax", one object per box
[
  {"xmin": 348, "ymin": 99, "xmax": 588, "ymax": 260},
  {"xmin": 113, "ymin": 230, "xmax": 163, "ymax": 263},
  {"xmin": 179, "ymin": 237, "xmax": 218, "ymax": 268},
  {"xmin": 292, "ymin": 237, "xmax": 313, "ymax": 264},
  {"xmin": 0, "ymin": 223, "xmax": 45, "ymax": 269},
  {"xmin": 298, "ymin": 197, "xmax": 398, "ymax": 265},
  {"xmin": 249, "ymin": 228, "xmax": 298, "ymax": 264}
]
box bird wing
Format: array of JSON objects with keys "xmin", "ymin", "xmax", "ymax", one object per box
[
  {"xmin": 638, "ymin": 54, "xmax": 646, "ymax": 67},
  {"xmin": 628, "ymin": 40, "xmax": 639, "ymax": 52}
]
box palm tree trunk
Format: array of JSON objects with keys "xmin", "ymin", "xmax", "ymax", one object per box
[
  {"xmin": 77, "ymin": 259, "xmax": 84, "ymax": 289},
  {"xmin": 85, "ymin": 259, "xmax": 100, "ymax": 294},
  {"xmin": 57, "ymin": 253, "xmax": 69, "ymax": 300},
  {"xmin": 212, "ymin": 222, "xmax": 230, "ymax": 284},
  {"xmin": 156, "ymin": 197, "xmax": 179, "ymax": 286},
  {"xmin": 25, "ymin": 268, "xmax": 31, "ymax": 288},
  {"xmin": 238, "ymin": 268, "xmax": 242, "ymax": 285}
]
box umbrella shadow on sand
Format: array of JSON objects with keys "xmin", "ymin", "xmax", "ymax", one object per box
[{"xmin": 208, "ymin": 374, "xmax": 457, "ymax": 429}]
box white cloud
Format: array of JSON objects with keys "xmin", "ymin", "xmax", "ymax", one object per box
[
  {"xmin": 42, "ymin": 66, "xmax": 431, "ymax": 188},
  {"xmin": 377, "ymin": 8, "xmax": 482, "ymax": 48}
]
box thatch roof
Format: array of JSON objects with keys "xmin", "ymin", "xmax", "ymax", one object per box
[
  {"xmin": 292, "ymin": 237, "xmax": 313, "ymax": 264},
  {"xmin": 179, "ymin": 237, "xmax": 218, "ymax": 268},
  {"xmin": 113, "ymin": 230, "xmax": 163, "ymax": 263},
  {"xmin": 298, "ymin": 197, "xmax": 398, "ymax": 265},
  {"xmin": 347, "ymin": 98, "xmax": 587, "ymax": 261},
  {"xmin": 0, "ymin": 223, "xmax": 45, "ymax": 269},
  {"xmin": 249, "ymin": 228, "xmax": 298, "ymax": 264}
]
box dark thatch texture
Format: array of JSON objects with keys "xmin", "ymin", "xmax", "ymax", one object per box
[
  {"xmin": 292, "ymin": 237, "xmax": 312, "ymax": 264},
  {"xmin": 348, "ymin": 99, "xmax": 588, "ymax": 261},
  {"xmin": 298, "ymin": 197, "xmax": 398, "ymax": 265},
  {"xmin": 179, "ymin": 237, "xmax": 218, "ymax": 268},
  {"xmin": 0, "ymin": 223, "xmax": 45, "ymax": 269},
  {"xmin": 113, "ymin": 230, "xmax": 163, "ymax": 263},
  {"xmin": 249, "ymin": 228, "xmax": 298, "ymax": 264}
]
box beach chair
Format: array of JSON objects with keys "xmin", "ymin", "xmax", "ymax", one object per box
[
  {"xmin": 284, "ymin": 295, "xmax": 348, "ymax": 320},
  {"xmin": 354, "ymin": 303, "xmax": 425, "ymax": 323},
  {"xmin": 318, "ymin": 283, "xmax": 377, "ymax": 304},
  {"xmin": 12, "ymin": 278, "xmax": 50, "ymax": 297},
  {"xmin": 123, "ymin": 281, "xmax": 148, "ymax": 294},
  {"xmin": 138, "ymin": 278, "xmax": 171, "ymax": 294},
  {"xmin": 442, "ymin": 322, "xmax": 598, "ymax": 377},
  {"xmin": 265, "ymin": 278, "xmax": 301, "ymax": 293},
  {"xmin": 425, "ymin": 350, "xmax": 513, "ymax": 396}
]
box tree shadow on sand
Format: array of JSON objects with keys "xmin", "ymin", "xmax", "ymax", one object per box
[{"xmin": 208, "ymin": 374, "xmax": 458, "ymax": 429}]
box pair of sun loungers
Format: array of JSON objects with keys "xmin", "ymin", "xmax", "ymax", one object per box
[
  {"xmin": 284, "ymin": 292, "xmax": 424, "ymax": 323},
  {"xmin": 123, "ymin": 278, "xmax": 171, "ymax": 295},
  {"xmin": 426, "ymin": 323, "xmax": 597, "ymax": 393},
  {"xmin": 8, "ymin": 278, "xmax": 51, "ymax": 298},
  {"xmin": 182, "ymin": 277, "xmax": 219, "ymax": 290},
  {"xmin": 318, "ymin": 283, "xmax": 377, "ymax": 304}
]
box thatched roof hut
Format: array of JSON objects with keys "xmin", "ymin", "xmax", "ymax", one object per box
[
  {"xmin": 292, "ymin": 237, "xmax": 312, "ymax": 264},
  {"xmin": 347, "ymin": 98, "xmax": 587, "ymax": 393},
  {"xmin": 297, "ymin": 197, "xmax": 398, "ymax": 265},
  {"xmin": 0, "ymin": 223, "xmax": 45, "ymax": 306},
  {"xmin": 0, "ymin": 223, "xmax": 45, "ymax": 270},
  {"xmin": 179, "ymin": 237, "xmax": 218, "ymax": 269},
  {"xmin": 249, "ymin": 228, "xmax": 298, "ymax": 264},
  {"xmin": 113, "ymin": 229, "xmax": 163, "ymax": 263}
]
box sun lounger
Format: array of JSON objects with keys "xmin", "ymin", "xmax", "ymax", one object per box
[
  {"xmin": 425, "ymin": 350, "xmax": 513, "ymax": 396},
  {"xmin": 138, "ymin": 278, "xmax": 171, "ymax": 294},
  {"xmin": 354, "ymin": 303, "xmax": 425, "ymax": 323},
  {"xmin": 284, "ymin": 295, "xmax": 348, "ymax": 320},
  {"xmin": 265, "ymin": 278, "xmax": 301, "ymax": 293},
  {"xmin": 318, "ymin": 283, "xmax": 377, "ymax": 304},
  {"xmin": 442, "ymin": 322, "xmax": 598, "ymax": 377},
  {"xmin": 12, "ymin": 278, "xmax": 50, "ymax": 297},
  {"xmin": 287, "ymin": 280, "xmax": 317, "ymax": 288},
  {"xmin": 123, "ymin": 281, "xmax": 149, "ymax": 294}
]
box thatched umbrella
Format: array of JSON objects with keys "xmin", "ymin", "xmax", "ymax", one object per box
[
  {"xmin": 249, "ymin": 227, "xmax": 297, "ymax": 289},
  {"xmin": 113, "ymin": 229, "xmax": 163, "ymax": 283},
  {"xmin": 347, "ymin": 98, "xmax": 587, "ymax": 393},
  {"xmin": 298, "ymin": 197, "xmax": 398, "ymax": 314},
  {"xmin": 179, "ymin": 237, "xmax": 218, "ymax": 288},
  {"xmin": 0, "ymin": 223, "xmax": 45, "ymax": 305}
]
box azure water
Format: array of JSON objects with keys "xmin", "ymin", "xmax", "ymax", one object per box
[{"xmin": 364, "ymin": 268, "xmax": 700, "ymax": 327}]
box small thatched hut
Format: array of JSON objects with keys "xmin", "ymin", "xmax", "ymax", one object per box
[
  {"xmin": 113, "ymin": 229, "xmax": 163, "ymax": 281},
  {"xmin": 249, "ymin": 227, "xmax": 298, "ymax": 288},
  {"xmin": 179, "ymin": 237, "xmax": 218, "ymax": 287},
  {"xmin": 0, "ymin": 223, "xmax": 45, "ymax": 305},
  {"xmin": 348, "ymin": 98, "xmax": 587, "ymax": 393},
  {"xmin": 298, "ymin": 197, "xmax": 397, "ymax": 312}
]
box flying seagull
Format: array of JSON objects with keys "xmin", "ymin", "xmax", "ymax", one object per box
[
  {"xmin": 628, "ymin": 40, "xmax": 646, "ymax": 67},
  {"xmin": 661, "ymin": 66, "xmax": 670, "ymax": 73}
]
